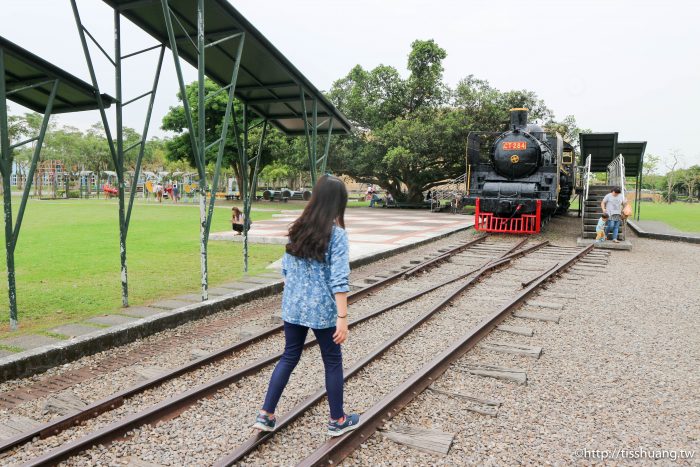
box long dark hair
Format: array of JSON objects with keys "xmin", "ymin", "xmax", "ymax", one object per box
[{"xmin": 286, "ymin": 175, "xmax": 348, "ymax": 261}]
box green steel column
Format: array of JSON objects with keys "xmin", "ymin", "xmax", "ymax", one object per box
[
  {"xmin": 160, "ymin": 0, "xmax": 199, "ymax": 175},
  {"xmin": 203, "ymin": 34, "xmax": 244, "ymax": 243},
  {"xmin": 114, "ymin": 10, "xmax": 129, "ymax": 307},
  {"xmin": 312, "ymin": 99, "xmax": 318, "ymax": 182},
  {"xmin": 320, "ymin": 117, "xmax": 334, "ymax": 175},
  {"xmin": 231, "ymin": 103, "xmax": 248, "ymax": 272},
  {"xmin": 197, "ymin": 0, "xmax": 208, "ymax": 300},
  {"xmin": 125, "ymin": 46, "xmax": 165, "ymax": 230},
  {"xmin": 242, "ymin": 120, "xmax": 268, "ymax": 274},
  {"xmin": 0, "ymin": 49, "xmax": 17, "ymax": 329},
  {"xmin": 300, "ymin": 90, "xmax": 315, "ymax": 186},
  {"xmin": 242, "ymin": 105, "xmax": 250, "ymax": 273},
  {"xmin": 250, "ymin": 120, "xmax": 267, "ymax": 198},
  {"xmin": 636, "ymin": 172, "xmax": 642, "ymax": 221}
]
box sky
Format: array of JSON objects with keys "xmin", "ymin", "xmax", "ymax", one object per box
[{"xmin": 2, "ymin": 0, "xmax": 699, "ymax": 170}]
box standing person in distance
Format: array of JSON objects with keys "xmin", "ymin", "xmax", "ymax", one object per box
[
  {"xmin": 253, "ymin": 175, "xmax": 360, "ymax": 436},
  {"xmin": 600, "ymin": 186, "xmax": 627, "ymax": 243}
]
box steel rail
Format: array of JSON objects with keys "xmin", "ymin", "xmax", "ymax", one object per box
[
  {"xmin": 14, "ymin": 237, "xmax": 497, "ymax": 463},
  {"xmin": 348, "ymin": 235, "xmax": 487, "ymax": 301},
  {"xmin": 400, "ymin": 235, "xmax": 487, "ymax": 278},
  {"xmin": 298, "ymin": 244, "xmax": 594, "ymax": 466},
  {"xmin": 0, "ymin": 236, "xmax": 487, "ymax": 454},
  {"xmin": 521, "ymin": 262, "xmax": 559, "ymax": 287},
  {"xmin": 213, "ymin": 239, "xmax": 546, "ymax": 466}
]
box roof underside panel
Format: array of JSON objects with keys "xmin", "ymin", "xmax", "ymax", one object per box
[
  {"xmin": 0, "ymin": 36, "xmax": 114, "ymax": 114},
  {"xmin": 105, "ymin": 0, "xmax": 350, "ymax": 135},
  {"xmin": 579, "ymin": 133, "xmax": 618, "ymax": 171},
  {"xmin": 579, "ymin": 133, "xmax": 645, "ymax": 177},
  {"xmin": 616, "ymin": 142, "xmax": 646, "ymax": 177}
]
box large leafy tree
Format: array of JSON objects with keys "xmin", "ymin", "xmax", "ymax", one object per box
[
  {"xmin": 328, "ymin": 40, "xmax": 556, "ymax": 202},
  {"xmin": 329, "ymin": 40, "xmax": 463, "ymax": 201},
  {"xmin": 161, "ymin": 79, "xmax": 305, "ymax": 193}
]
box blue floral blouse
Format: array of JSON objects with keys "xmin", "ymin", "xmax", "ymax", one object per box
[{"xmin": 281, "ymin": 225, "xmax": 350, "ymax": 329}]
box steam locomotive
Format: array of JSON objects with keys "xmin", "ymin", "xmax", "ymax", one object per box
[{"xmin": 463, "ymin": 108, "xmax": 575, "ymax": 233}]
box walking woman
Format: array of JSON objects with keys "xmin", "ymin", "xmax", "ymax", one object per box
[{"xmin": 253, "ymin": 175, "xmax": 360, "ymax": 436}]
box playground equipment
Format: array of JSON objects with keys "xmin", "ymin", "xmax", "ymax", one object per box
[{"xmin": 103, "ymin": 184, "xmax": 118, "ymax": 197}]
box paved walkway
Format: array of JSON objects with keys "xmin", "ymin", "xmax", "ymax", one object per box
[
  {"xmin": 211, "ymin": 208, "xmax": 474, "ymax": 263},
  {"xmin": 1, "ymin": 208, "xmax": 473, "ymax": 373}
]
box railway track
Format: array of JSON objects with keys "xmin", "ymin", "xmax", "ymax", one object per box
[
  {"xmin": 0, "ymin": 235, "xmax": 486, "ymax": 413},
  {"xmin": 0, "ymin": 234, "xmax": 528, "ymax": 464},
  {"xmin": 3, "ymin": 238, "xmax": 608, "ymax": 466},
  {"xmin": 294, "ymin": 244, "xmax": 595, "ymax": 466}
]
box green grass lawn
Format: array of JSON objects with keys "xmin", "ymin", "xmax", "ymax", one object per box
[
  {"xmin": 636, "ymin": 201, "xmax": 700, "ymax": 232},
  {"xmin": 0, "ymin": 199, "xmax": 284, "ymax": 338}
]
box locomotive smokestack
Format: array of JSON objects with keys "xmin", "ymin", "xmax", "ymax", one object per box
[{"xmin": 510, "ymin": 108, "xmax": 529, "ymax": 130}]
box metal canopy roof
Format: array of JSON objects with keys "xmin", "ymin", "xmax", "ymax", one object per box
[
  {"xmin": 0, "ymin": 36, "xmax": 114, "ymax": 114},
  {"xmin": 579, "ymin": 132, "xmax": 645, "ymax": 177},
  {"xmin": 104, "ymin": 0, "xmax": 351, "ymax": 136},
  {"xmin": 616, "ymin": 141, "xmax": 646, "ymax": 177},
  {"xmin": 579, "ymin": 132, "xmax": 618, "ymax": 170}
]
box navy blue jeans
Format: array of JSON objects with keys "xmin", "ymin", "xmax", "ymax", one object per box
[
  {"xmin": 605, "ymin": 219, "xmax": 621, "ymax": 240},
  {"xmin": 262, "ymin": 321, "xmax": 344, "ymax": 419}
]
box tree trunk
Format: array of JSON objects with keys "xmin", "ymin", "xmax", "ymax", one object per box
[{"xmin": 405, "ymin": 182, "xmax": 426, "ymax": 203}]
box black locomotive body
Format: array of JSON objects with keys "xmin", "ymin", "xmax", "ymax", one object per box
[{"xmin": 464, "ymin": 108, "xmax": 575, "ymax": 233}]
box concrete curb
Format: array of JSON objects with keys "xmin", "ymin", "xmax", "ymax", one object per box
[
  {"xmin": 0, "ymin": 223, "xmax": 473, "ymax": 382},
  {"xmin": 627, "ymin": 220, "xmax": 700, "ymax": 244}
]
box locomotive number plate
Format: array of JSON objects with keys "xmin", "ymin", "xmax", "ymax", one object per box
[{"xmin": 502, "ymin": 141, "xmax": 527, "ymax": 150}]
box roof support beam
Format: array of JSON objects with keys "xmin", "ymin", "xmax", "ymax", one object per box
[
  {"xmin": 161, "ymin": 0, "xmax": 250, "ymax": 293},
  {"xmin": 266, "ymin": 112, "xmax": 333, "ymax": 119},
  {"xmin": 117, "ymin": 0, "xmax": 160, "ymax": 10},
  {"xmin": 244, "ymin": 96, "xmax": 316, "ymax": 105},
  {"xmin": 236, "ymin": 81, "xmax": 297, "ymax": 92},
  {"xmin": 0, "ymin": 48, "xmax": 59, "ymax": 329},
  {"xmin": 6, "ymin": 78, "xmax": 55, "ymax": 95},
  {"xmin": 71, "ymin": 1, "xmax": 166, "ymax": 309}
]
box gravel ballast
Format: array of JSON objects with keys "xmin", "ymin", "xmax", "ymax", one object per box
[
  {"xmin": 47, "ymin": 243, "xmax": 576, "ymax": 465},
  {"xmin": 343, "ymin": 216, "xmax": 699, "ymax": 465}
]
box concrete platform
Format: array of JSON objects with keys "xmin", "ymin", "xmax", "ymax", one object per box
[
  {"xmin": 577, "ymin": 237, "xmax": 632, "ymax": 250},
  {"xmin": 212, "ymin": 208, "xmax": 474, "ymax": 266},
  {"xmin": 0, "ymin": 334, "xmax": 62, "ymax": 351},
  {"xmin": 86, "ymin": 315, "xmax": 138, "ymax": 326},
  {"xmin": 628, "ymin": 220, "xmax": 700, "ymax": 244},
  {"xmin": 49, "ymin": 324, "xmax": 100, "ymax": 338},
  {"xmin": 118, "ymin": 306, "xmax": 166, "ymax": 318}
]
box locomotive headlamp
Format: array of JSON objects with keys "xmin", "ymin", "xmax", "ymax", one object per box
[{"xmin": 510, "ymin": 155, "xmax": 520, "ymax": 163}]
